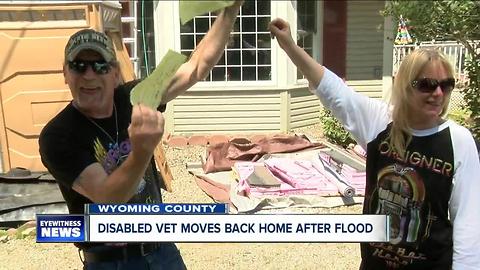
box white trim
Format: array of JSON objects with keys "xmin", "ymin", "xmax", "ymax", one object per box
[
  {"xmin": 192, "ymin": 79, "xmax": 277, "ymax": 89},
  {"xmin": 274, "ymin": 1, "xmax": 291, "ymax": 88},
  {"xmin": 0, "ymin": 1, "xmax": 122, "ymax": 8},
  {"xmin": 315, "ymin": 1, "xmax": 323, "ymax": 66},
  {"xmin": 382, "ymin": 2, "xmax": 394, "ymax": 102},
  {"xmin": 285, "ymin": 0, "xmax": 297, "ymax": 87},
  {"xmin": 179, "ymin": 84, "xmax": 304, "ymax": 92},
  {"xmin": 154, "ymin": 1, "xmax": 177, "ymax": 65},
  {"xmin": 295, "ymin": 0, "xmax": 323, "ymax": 85},
  {"xmin": 270, "ymin": 1, "xmax": 279, "ymax": 87}
]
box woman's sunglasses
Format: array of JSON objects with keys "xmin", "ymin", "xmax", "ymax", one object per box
[
  {"xmin": 411, "ymin": 78, "xmax": 455, "ymax": 93},
  {"xmin": 68, "ymin": 60, "xmax": 112, "ymax": 75}
]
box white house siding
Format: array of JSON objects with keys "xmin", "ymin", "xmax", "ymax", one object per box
[
  {"xmin": 169, "ymin": 90, "xmax": 283, "ymax": 134},
  {"xmin": 346, "ymin": 80, "xmax": 384, "ymax": 99},
  {"xmin": 346, "ymin": 1, "xmax": 385, "ymax": 81},
  {"xmin": 290, "ymin": 88, "xmax": 322, "ymax": 129},
  {"xmin": 166, "ymin": 87, "xmax": 323, "ymax": 135}
]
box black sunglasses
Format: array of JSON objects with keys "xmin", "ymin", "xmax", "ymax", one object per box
[
  {"xmin": 411, "ymin": 78, "xmax": 455, "ymax": 93},
  {"xmin": 68, "ymin": 60, "xmax": 112, "ymax": 75}
]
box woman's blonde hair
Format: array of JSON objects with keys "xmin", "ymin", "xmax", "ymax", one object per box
[{"xmin": 389, "ymin": 48, "xmax": 455, "ymax": 157}]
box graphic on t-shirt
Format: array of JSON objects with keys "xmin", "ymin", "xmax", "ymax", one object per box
[
  {"xmin": 93, "ymin": 137, "xmax": 130, "ymax": 174},
  {"xmin": 369, "ymin": 242, "xmax": 427, "ymax": 268},
  {"xmin": 368, "ymin": 163, "xmax": 429, "ymax": 267},
  {"xmin": 378, "ymin": 141, "xmax": 453, "ymax": 177},
  {"xmin": 93, "ymin": 138, "xmax": 107, "ymax": 168},
  {"xmin": 93, "ymin": 137, "xmax": 147, "ymax": 195},
  {"xmin": 375, "ymin": 164, "xmax": 426, "ymax": 245}
]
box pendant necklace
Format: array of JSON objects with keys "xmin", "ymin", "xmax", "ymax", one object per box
[{"xmin": 84, "ymin": 103, "xmax": 119, "ymax": 150}]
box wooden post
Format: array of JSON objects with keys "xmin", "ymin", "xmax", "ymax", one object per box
[{"xmin": 154, "ymin": 145, "xmax": 173, "ymax": 192}]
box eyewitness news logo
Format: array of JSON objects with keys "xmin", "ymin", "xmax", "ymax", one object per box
[{"xmin": 36, "ymin": 215, "xmax": 85, "ymax": 242}]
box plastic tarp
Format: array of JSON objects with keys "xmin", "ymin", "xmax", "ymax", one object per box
[{"xmin": 0, "ymin": 180, "xmax": 67, "ymax": 223}]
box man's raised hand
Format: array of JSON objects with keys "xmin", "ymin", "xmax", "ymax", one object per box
[{"xmin": 128, "ymin": 104, "xmax": 164, "ymax": 159}]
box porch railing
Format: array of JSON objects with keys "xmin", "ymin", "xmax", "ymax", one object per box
[{"xmin": 393, "ymin": 42, "xmax": 471, "ymax": 85}]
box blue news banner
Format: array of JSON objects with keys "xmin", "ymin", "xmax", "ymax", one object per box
[
  {"xmin": 36, "ymin": 203, "xmax": 227, "ymax": 242},
  {"xmin": 37, "ymin": 203, "xmax": 389, "ymax": 243}
]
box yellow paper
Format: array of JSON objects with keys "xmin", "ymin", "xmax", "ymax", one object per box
[
  {"xmin": 130, "ymin": 50, "xmax": 187, "ymax": 109},
  {"xmin": 180, "ymin": 0, "xmax": 235, "ymax": 25}
]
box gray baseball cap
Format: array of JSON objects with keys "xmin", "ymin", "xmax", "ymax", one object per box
[{"xmin": 64, "ymin": 29, "xmax": 116, "ymax": 62}]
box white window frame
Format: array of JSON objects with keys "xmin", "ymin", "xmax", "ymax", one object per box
[
  {"xmin": 295, "ymin": 0, "xmax": 323, "ymax": 85},
  {"xmin": 153, "ymin": 1, "xmax": 322, "ymax": 89},
  {"xmin": 154, "ymin": 1, "xmax": 276, "ymax": 89}
]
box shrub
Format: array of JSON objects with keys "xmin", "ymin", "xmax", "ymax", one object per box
[
  {"xmin": 320, "ymin": 109, "xmax": 355, "ymax": 148},
  {"xmin": 463, "ymin": 56, "xmax": 480, "ymax": 140},
  {"xmin": 448, "ymin": 108, "xmax": 471, "ymax": 128}
]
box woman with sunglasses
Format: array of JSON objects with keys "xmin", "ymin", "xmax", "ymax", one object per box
[{"xmin": 269, "ymin": 18, "xmax": 480, "ymax": 269}]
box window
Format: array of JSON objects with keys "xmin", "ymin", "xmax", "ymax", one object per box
[
  {"xmin": 296, "ymin": 0, "xmax": 317, "ymax": 79},
  {"xmin": 179, "ymin": 0, "xmax": 271, "ymax": 82}
]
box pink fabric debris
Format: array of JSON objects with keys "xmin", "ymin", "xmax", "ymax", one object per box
[{"xmin": 234, "ymin": 159, "xmax": 339, "ymax": 197}]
